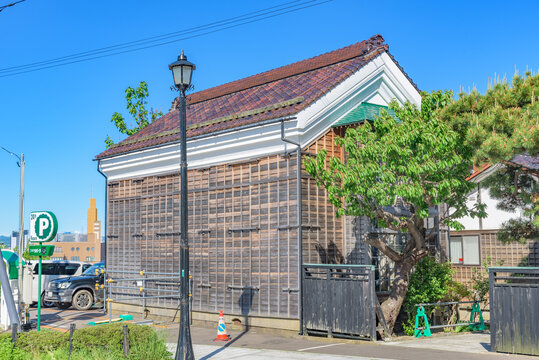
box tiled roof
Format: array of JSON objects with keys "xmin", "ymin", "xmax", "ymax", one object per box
[
  {"xmin": 97, "ymin": 34, "xmax": 407, "ymax": 159},
  {"xmin": 507, "ymin": 154, "xmax": 539, "ymax": 171},
  {"xmin": 332, "ymin": 103, "xmax": 398, "ymax": 127},
  {"xmin": 466, "ymin": 154, "xmax": 538, "ymax": 181}
]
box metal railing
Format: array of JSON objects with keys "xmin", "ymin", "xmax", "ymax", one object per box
[
  {"xmin": 102, "ymin": 269, "xmax": 192, "ymax": 323},
  {"xmin": 413, "ymin": 300, "xmax": 486, "ymax": 338}
]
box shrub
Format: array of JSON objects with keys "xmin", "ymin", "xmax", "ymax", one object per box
[
  {"xmin": 471, "ymin": 256, "xmax": 504, "ymax": 304},
  {"xmin": 402, "ymin": 256, "xmax": 469, "ymax": 335},
  {"xmin": 0, "ymin": 324, "xmax": 170, "ymax": 360}
]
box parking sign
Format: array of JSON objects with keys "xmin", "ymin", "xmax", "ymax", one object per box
[{"xmin": 30, "ymin": 211, "xmax": 58, "ymax": 242}]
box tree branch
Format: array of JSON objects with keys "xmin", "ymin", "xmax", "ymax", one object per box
[
  {"xmin": 407, "ymin": 217, "xmax": 426, "ymax": 250},
  {"xmin": 365, "ymin": 233, "xmax": 404, "ymax": 262}
]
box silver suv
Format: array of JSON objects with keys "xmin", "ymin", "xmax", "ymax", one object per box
[{"xmin": 29, "ymin": 260, "xmax": 91, "ymax": 307}]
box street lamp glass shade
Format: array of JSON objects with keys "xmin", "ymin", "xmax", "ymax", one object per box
[{"xmin": 169, "ymin": 50, "xmax": 196, "ymax": 87}]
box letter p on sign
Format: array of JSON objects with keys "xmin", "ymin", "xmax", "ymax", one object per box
[{"xmin": 30, "ymin": 211, "xmax": 58, "ymax": 242}]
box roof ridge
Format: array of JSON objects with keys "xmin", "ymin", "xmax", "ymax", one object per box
[{"xmin": 185, "ymin": 34, "xmax": 387, "ymax": 105}]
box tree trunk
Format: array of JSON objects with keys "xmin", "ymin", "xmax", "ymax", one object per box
[{"xmin": 380, "ymin": 251, "xmax": 427, "ymax": 333}]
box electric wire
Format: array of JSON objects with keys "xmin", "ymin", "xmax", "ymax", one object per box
[
  {"xmin": 0, "ymin": 0, "xmax": 25, "ymax": 13},
  {"xmin": 0, "ymin": 0, "xmax": 304, "ymax": 73},
  {"xmin": 0, "ymin": 0, "xmax": 332, "ymax": 78}
]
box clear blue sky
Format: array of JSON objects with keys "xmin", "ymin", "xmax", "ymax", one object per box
[{"xmin": 0, "ymin": 0, "xmax": 538, "ymax": 236}]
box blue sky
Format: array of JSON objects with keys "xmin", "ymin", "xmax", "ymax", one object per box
[{"xmin": 0, "ymin": 0, "xmax": 538, "ymax": 236}]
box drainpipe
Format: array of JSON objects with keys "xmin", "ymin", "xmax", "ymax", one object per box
[
  {"xmin": 280, "ymin": 120, "xmax": 303, "ymax": 335},
  {"xmin": 96, "ymin": 160, "xmax": 108, "ymax": 315}
]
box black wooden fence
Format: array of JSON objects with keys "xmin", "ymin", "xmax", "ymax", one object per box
[
  {"xmin": 302, "ymin": 264, "xmax": 376, "ymax": 340},
  {"xmin": 489, "ymin": 267, "xmax": 539, "ymax": 356}
]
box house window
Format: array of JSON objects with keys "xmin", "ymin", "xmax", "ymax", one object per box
[
  {"xmin": 450, "ymin": 236, "xmax": 480, "ymax": 265},
  {"xmin": 70, "ymin": 256, "xmax": 80, "ymax": 261},
  {"xmin": 86, "ymin": 256, "xmax": 95, "ymax": 261}
]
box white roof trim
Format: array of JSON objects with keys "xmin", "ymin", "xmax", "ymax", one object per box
[{"xmin": 99, "ymin": 52, "xmax": 421, "ymax": 181}]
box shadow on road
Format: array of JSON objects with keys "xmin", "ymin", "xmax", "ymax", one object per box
[{"xmin": 200, "ymin": 288, "xmax": 254, "ymax": 360}]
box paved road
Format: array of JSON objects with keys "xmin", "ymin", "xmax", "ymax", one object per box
[{"xmin": 26, "ymin": 308, "xmax": 537, "ymax": 360}]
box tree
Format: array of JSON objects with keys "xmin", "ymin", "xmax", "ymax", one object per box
[
  {"xmin": 440, "ymin": 71, "xmax": 539, "ymax": 243},
  {"xmin": 305, "ymin": 91, "xmax": 485, "ymax": 332},
  {"xmin": 105, "ymin": 81, "xmax": 163, "ymax": 149}
]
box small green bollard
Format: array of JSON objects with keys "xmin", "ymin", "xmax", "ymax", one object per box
[
  {"xmin": 414, "ymin": 306, "xmax": 431, "ymax": 338},
  {"xmin": 469, "ymin": 302, "xmax": 485, "ymax": 331}
]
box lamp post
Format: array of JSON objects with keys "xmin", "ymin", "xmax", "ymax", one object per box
[
  {"xmin": 169, "ymin": 50, "xmax": 196, "ymax": 360},
  {"xmin": 1, "ymin": 146, "xmax": 25, "ymax": 326}
]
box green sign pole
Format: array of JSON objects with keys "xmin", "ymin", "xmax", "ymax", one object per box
[
  {"xmin": 30, "ymin": 211, "xmax": 58, "ymax": 332},
  {"xmin": 37, "ymin": 243, "xmax": 42, "ymax": 331}
]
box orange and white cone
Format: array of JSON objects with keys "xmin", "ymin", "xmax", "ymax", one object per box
[{"xmin": 214, "ymin": 310, "xmax": 230, "ymax": 341}]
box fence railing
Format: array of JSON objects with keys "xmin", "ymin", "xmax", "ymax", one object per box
[
  {"xmin": 103, "ymin": 269, "xmax": 190, "ymax": 323},
  {"xmin": 413, "ymin": 300, "xmax": 485, "ymax": 338}
]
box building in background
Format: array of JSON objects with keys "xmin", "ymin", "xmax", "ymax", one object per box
[
  {"xmin": 450, "ymin": 155, "xmax": 538, "ymax": 285},
  {"xmin": 50, "ymin": 198, "xmax": 102, "ymax": 263},
  {"xmin": 10, "ymin": 230, "xmax": 28, "ymax": 251}
]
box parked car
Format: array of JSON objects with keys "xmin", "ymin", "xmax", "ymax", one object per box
[
  {"xmin": 28, "ymin": 260, "xmax": 91, "ymax": 307},
  {"xmin": 44, "ymin": 261, "xmax": 105, "ymax": 310}
]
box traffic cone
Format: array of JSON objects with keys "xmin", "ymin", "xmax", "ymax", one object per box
[{"xmin": 213, "ymin": 310, "xmax": 230, "ymax": 341}]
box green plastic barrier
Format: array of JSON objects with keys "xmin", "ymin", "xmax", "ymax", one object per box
[
  {"xmin": 469, "ymin": 302, "xmax": 485, "ymax": 331},
  {"xmin": 414, "ymin": 306, "xmax": 431, "ymax": 338}
]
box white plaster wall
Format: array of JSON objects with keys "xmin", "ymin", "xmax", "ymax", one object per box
[{"xmin": 456, "ymin": 183, "xmax": 522, "ymax": 231}]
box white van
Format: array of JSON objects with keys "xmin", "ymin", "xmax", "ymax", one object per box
[{"xmin": 29, "ymin": 260, "xmax": 91, "ymax": 306}]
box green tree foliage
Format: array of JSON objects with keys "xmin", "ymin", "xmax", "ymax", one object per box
[
  {"xmin": 105, "ymin": 81, "xmax": 163, "ymax": 149},
  {"xmin": 440, "ymin": 72, "xmax": 539, "ymax": 243},
  {"xmin": 305, "ymin": 91, "xmax": 485, "ymax": 331},
  {"xmin": 440, "ymin": 71, "xmax": 538, "ymax": 165}
]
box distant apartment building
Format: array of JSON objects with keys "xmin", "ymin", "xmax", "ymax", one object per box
[
  {"xmin": 10, "ymin": 230, "xmax": 28, "ymax": 251},
  {"xmin": 50, "ymin": 198, "xmax": 102, "ymax": 263}
]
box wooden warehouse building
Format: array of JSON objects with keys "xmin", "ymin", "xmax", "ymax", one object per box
[{"xmin": 95, "ymin": 35, "xmax": 422, "ymax": 329}]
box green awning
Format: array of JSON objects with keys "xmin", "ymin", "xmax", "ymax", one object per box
[{"xmin": 332, "ymin": 103, "xmax": 398, "ymax": 127}]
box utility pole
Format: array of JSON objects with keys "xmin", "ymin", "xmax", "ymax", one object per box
[{"xmin": 17, "ymin": 154, "xmax": 25, "ymax": 325}]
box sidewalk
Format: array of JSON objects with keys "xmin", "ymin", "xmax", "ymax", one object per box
[
  {"xmin": 163, "ymin": 325, "xmax": 537, "ymax": 360},
  {"xmin": 167, "ymin": 344, "xmax": 394, "ymax": 360}
]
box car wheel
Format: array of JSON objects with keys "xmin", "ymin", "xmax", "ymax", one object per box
[
  {"xmin": 41, "ymin": 293, "xmax": 54, "ymax": 308},
  {"xmin": 72, "ymin": 290, "xmax": 93, "ymax": 311},
  {"xmin": 56, "ymin": 302, "xmax": 71, "ymax": 309}
]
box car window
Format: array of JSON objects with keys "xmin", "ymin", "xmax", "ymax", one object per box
[
  {"xmin": 83, "ymin": 263, "xmax": 104, "ymax": 276},
  {"xmin": 59, "ymin": 263, "xmax": 80, "ymax": 275},
  {"xmin": 82, "ymin": 264, "xmax": 92, "ymax": 272},
  {"xmin": 34, "ymin": 263, "xmax": 57, "ymax": 275}
]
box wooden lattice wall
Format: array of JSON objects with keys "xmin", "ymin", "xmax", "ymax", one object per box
[
  {"xmin": 106, "ymin": 128, "xmax": 384, "ymax": 318},
  {"xmin": 451, "ymin": 230, "xmax": 539, "ymax": 285}
]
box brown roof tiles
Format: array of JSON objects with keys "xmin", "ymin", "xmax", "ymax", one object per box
[{"xmin": 96, "ymin": 34, "xmax": 397, "ymax": 159}]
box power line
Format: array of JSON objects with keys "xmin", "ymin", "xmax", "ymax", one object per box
[
  {"xmin": 0, "ymin": 0, "xmax": 332, "ymax": 78},
  {"xmin": 0, "ymin": 0, "xmax": 304, "ymax": 73},
  {"xmin": 0, "ymin": 0, "xmax": 25, "ymax": 13}
]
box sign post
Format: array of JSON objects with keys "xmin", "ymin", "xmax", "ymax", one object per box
[{"xmin": 29, "ymin": 211, "xmax": 57, "ymax": 331}]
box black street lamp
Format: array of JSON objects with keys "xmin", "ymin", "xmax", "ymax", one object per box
[{"xmin": 169, "ymin": 50, "xmax": 196, "ymax": 360}]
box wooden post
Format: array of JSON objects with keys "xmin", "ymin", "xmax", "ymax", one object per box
[
  {"xmin": 123, "ymin": 324, "xmax": 129, "ymax": 358},
  {"xmin": 68, "ymin": 323, "xmax": 75, "ymax": 359}
]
